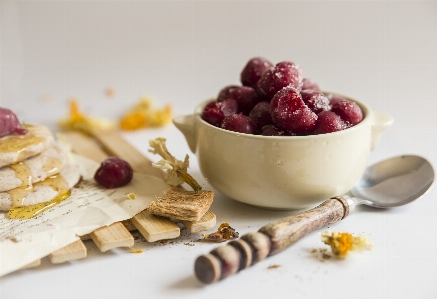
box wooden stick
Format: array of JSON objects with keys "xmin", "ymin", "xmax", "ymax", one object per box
[
  {"xmin": 180, "ymin": 210, "xmax": 216, "ymax": 233},
  {"xmin": 194, "ymin": 196, "xmax": 350, "ymax": 284},
  {"xmin": 61, "ymin": 131, "xmax": 108, "ymax": 162},
  {"xmin": 89, "ymin": 222, "xmax": 134, "ymax": 252},
  {"xmin": 81, "ymin": 220, "xmax": 136, "ymax": 241},
  {"xmin": 91, "ymin": 128, "xmax": 164, "ymax": 180},
  {"xmin": 130, "ymin": 210, "xmax": 180, "ymax": 242},
  {"xmin": 49, "ymin": 239, "xmax": 87, "ymax": 264}
]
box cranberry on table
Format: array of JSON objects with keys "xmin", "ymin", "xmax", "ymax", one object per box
[
  {"xmin": 301, "ymin": 78, "xmax": 321, "ymax": 92},
  {"xmin": 257, "ymin": 61, "xmax": 303, "ymax": 99},
  {"xmin": 94, "ymin": 157, "xmax": 133, "ymax": 189},
  {"xmin": 300, "ymin": 90, "xmax": 330, "ymax": 114},
  {"xmin": 202, "ymin": 98, "xmax": 238, "ymax": 127},
  {"xmin": 240, "ymin": 57, "xmax": 274, "ymax": 88},
  {"xmin": 0, "ymin": 107, "xmax": 27, "ymax": 137},
  {"xmin": 221, "ymin": 114, "xmax": 257, "ymax": 134},
  {"xmin": 270, "ymin": 87, "xmax": 317, "ymax": 133},
  {"xmin": 331, "ymin": 99, "xmax": 363, "ymax": 126},
  {"xmin": 249, "ymin": 101, "xmax": 273, "ymax": 130},
  {"xmin": 312, "ymin": 111, "xmax": 346, "ymax": 135}
]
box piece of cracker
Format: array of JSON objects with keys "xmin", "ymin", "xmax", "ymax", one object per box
[{"xmin": 147, "ymin": 188, "xmax": 213, "ymax": 222}]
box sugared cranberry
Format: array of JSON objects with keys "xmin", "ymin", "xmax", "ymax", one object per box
[
  {"xmin": 94, "ymin": 157, "xmax": 133, "ymax": 189},
  {"xmin": 327, "ymin": 94, "xmax": 347, "ymax": 107},
  {"xmin": 249, "ymin": 101, "xmax": 273, "ymax": 130},
  {"xmin": 221, "ymin": 114, "xmax": 257, "ymax": 134},
  {"xmin": 261, "ymin": 124, "xmax": 290, "ymax": 136},
  {"xmin": 240, "ymin": 57, "xmax": 274, "ymax": 88},
  {"xmin": 300, "ymin": 90, "xmax": 330, "ymax": 114},
  {"xmin": 218, "ymin": 86, "xmax": 259, "ymax": 115},
  {"xmin": 301, "ymin": 78, "xmax": 321, "ymax": 92},
  {"xmin": 202, "ymin": 99, "xmax": 238, "ymax": 127},
  {"xmin": 331, "ymin": 100, "xmax": 363, "ymax": 126},
  {"xmin": 0, "ymin": 107, "xmax": 27, "ymax": 137},
  {"xmin": 270, "ymin": 87, "xmax": 317, "ymax": 133},
  {"xmin": 312, "ymin": 111, "xmax": 346, "ymax": 135},
  {"xmin": 217, "ymin": 85, "xmax": 239, "ymax": 102},
  {"xmin": 257, "ymin": 61, "xmax": 303, "ymax": 99}
]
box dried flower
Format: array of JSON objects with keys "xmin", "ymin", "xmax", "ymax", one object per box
[
  {"xmin": 202, "ymin": 222, "xmax": 239, "ymax": 242},
  {"xmin": 321, "ymin": 230, "xmax": 372, "ymax": 258},
  {"xmin": 58, "ymin": 99, "xmax": 115, "ymax": 135},
  {"xmin": 148, "ymin": 138, "xmax": 201, "ymax": 192},
  {"xmin": 119, "ymin": 97, "xmax": 171, "ymax": 131}
]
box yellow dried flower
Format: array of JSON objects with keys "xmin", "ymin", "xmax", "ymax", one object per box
[
  {"xmin": 119, "ymin": 97, "xmax": 171, "ymax": 131},
  {"xmin": 321, "ymin": 230, "xmax": 372, "ymax": 258},
  {"xmin": 58, "ymin": 99, "xmax": 115, "ymax": 135}
]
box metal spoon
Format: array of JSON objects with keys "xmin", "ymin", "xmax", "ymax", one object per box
[{"xmin": 194, "ymin": 155, "xmax": 435, "ymax": 284}]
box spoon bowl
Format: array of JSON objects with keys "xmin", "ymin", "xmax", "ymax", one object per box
[{"xmin": 351, "ymin": 155, "xmax": 434, "ymax": 208}]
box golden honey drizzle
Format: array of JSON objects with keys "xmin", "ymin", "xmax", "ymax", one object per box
[
  {"xmin": 8, "ymin": 155, "xmax": 64, "ymax": 192},
  {"xmin": 6, "ymin": 174, "xmax": 71, "ymax": 220},
  {"xmin": 0, "ymin": 125, "xmax": 45, "ymax": 161},
  {"xmin": 10, "ymin": 162, "xmax": 33, "ymax": 190},
  {"xmin": 41, "ymin": 156, "xmax": 63, "ymax": 177}
]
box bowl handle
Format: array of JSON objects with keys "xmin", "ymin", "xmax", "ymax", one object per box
[
  {"xmin": 370, "ymin": 111, "xmax": 394, "ymax": 151},
  {"xmin": 173, "ymin": 114, "xmax": 197, "ymax": 153}
]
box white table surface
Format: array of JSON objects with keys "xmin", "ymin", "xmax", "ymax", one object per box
[{"xmin": 1, "ymin": 1, "xmax": 437, "ymax": 298}]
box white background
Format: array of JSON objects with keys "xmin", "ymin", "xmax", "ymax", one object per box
[{"xmin": 1, "ymin": 1, "xmax": 437, "ymax": 298}]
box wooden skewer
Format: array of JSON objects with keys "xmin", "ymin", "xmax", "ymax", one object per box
[
  {"xmin": 89, "ymin": 222, "xmax": 134, "ymax": 252},
  {"xmin": 91, "ymin": 128, "xmax": 164, "ymax": 180},
  {"xmin": 194, "ymin": 196, "xmax": 349, "ymax": 284},
  {"xmin": 49, "ymin": 239, "xmax": 87, "ymax": 264},
  {"xmin": 180, "ymin": 210, "xmax": 216, "ymax": 233},
  {"xmin": 130, "ymin": 210, "xmax": 180, "ymax": 242},
  {"xmin": 61, "ymin": 130, "xmax": 107, "ymax": 162}
]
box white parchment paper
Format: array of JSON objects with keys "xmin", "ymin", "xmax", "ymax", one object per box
[{"xmin": 0, "ymin": 154, "xmax": 169, "ymax": 277}]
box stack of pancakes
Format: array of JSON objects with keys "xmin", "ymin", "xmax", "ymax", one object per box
[{"xmin": 0, "ymin": 125, "xmax": 81, "ymax": 211}]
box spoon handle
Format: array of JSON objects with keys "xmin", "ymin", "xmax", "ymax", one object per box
[{"xmin": 194, "ymin": 196, "xmax": 350, "ymax": 284}]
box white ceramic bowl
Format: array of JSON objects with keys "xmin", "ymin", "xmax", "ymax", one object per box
[{"xmin": 173, "ymin": 94, "xmax": 393, "ymax": 210}]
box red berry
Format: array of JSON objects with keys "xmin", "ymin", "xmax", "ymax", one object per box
[
  {"xmin": 217, "ymin": 85, "xmax": 239, "ymax": 102},
  {"xmin": 301, "ymin": 78, "xmax": 321, "ymax": 92},
  {"xmin": 331, "ymin": 99, "xmax": 363, "ymax": 126},
  {"xmin": 261, "ymin": 124, "xmax": 290, "ymax": 136},
  {"xmin": 221, "ymin": 114, "xmax": 257, "ymax": 134},
  {"xmin": 0, "ymin": 107, "xmax": 27, "ymax": 137},
  {"xmin": 327, "ymin": 94, "xmax": 347, "ymax": 106},
  {"xmin": 257, "ymin": 61, "xmax": 303, "ymax": 99},
  {"xmin": 202, "ymin": 99, "xmax": 238, "ymax": 127},
  {"xmin": 300, "ymin": 90, "xmax": 330, "ymax": 114},
  {"xmin": 94, "ymin": 157, "xmax": 133, "ymax": 189},
  {"xmin": 218, "ymin": 86, "xmax": 259, "ymax": 115},
  {"xmin": 270, "ymin": 87, "xmax": 317, "ymax": 133},
  {"xmin": 240, "ymin": 57, "xmax": 274, "ymax": 88},
  {"xmin": 312, "ymin": 111, "xmax": 346, "ymax": 134},
  {"xmin": 249, "ymin": 101, "xmax": 273, "ymax": 130}
]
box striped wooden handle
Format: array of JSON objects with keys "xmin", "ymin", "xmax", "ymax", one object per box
[{"xmin": 194, "ymin": 196, "xmax": 350, "ymax": 284}]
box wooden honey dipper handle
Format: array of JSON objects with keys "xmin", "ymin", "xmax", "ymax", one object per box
[{"xmin": 194, "ymin": 196, "xmax": 350, "ymax": 284}]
